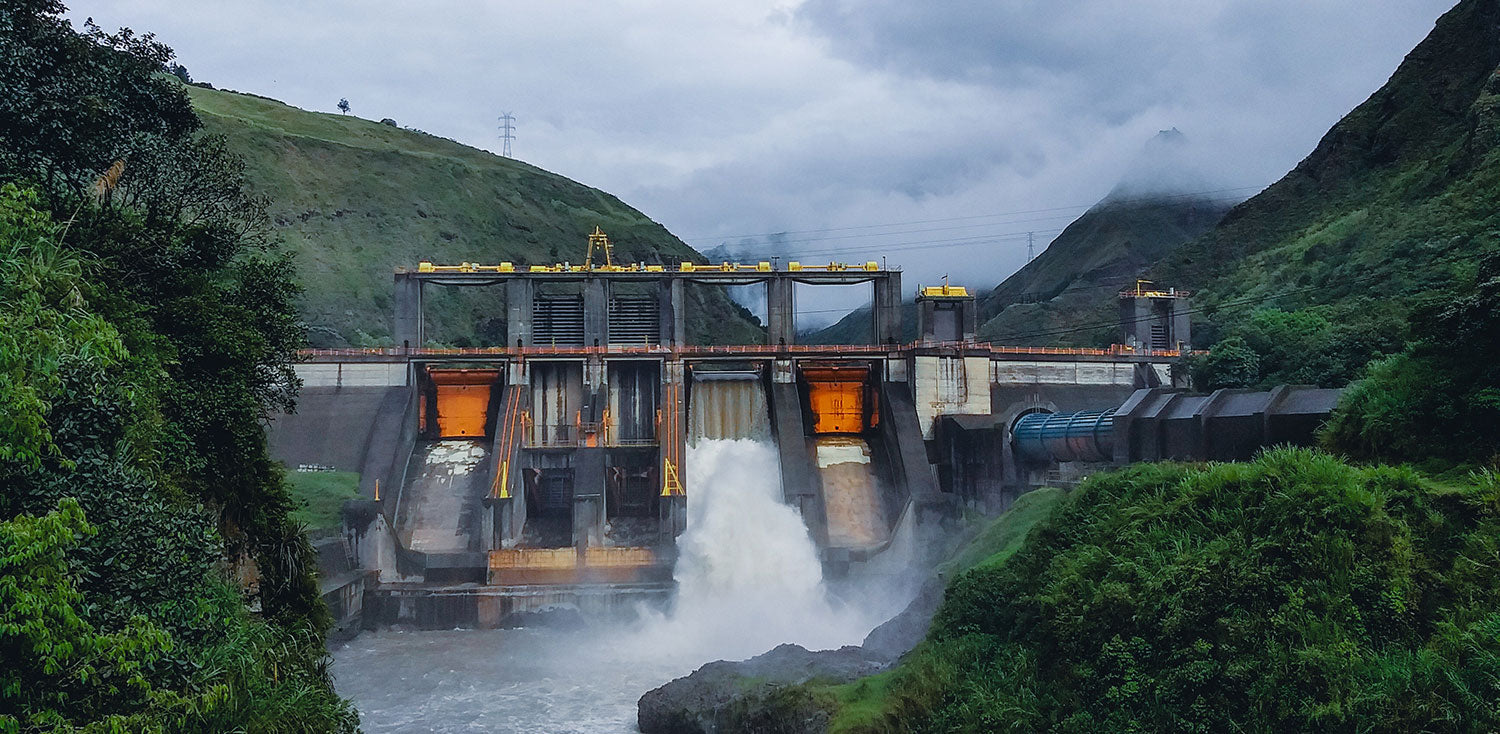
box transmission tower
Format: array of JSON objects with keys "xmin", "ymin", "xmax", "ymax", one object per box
[
  {"xmin": 1027, "ymin": 231, "xmax": 1035, "ymax": 262},
  {"xmin": 498, "ymin": 112, "xmax": 516, "ymax": 157}
]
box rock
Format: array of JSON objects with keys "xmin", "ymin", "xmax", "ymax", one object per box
[
  {"xmin": 860, "ymin": 575, "xmax": 946, "ymax": 661},
  {"xmin": 637, "ymin": 644, "xmax": 885, "ymax": 734}
]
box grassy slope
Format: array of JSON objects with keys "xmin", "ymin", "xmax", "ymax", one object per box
[
  {"xmin": 285, "ymin": 470, "xmax": 360, "ymax": 534},
  {"xmin": 189, "ymin": 86, "xmax": 762, "ymax": 347}
]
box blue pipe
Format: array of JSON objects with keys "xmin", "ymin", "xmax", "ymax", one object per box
[{"xmin": 1012, "ymin": 409, "xmax": 1115, "ymax": 464}]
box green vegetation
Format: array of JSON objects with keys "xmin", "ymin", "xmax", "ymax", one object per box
[
  {"xmin": 934, "ymin": 488, "xmax": 1067, "ymax": 576},
  {"xmin": 188, "ymin": 85, "xmax": 762, "ymax": 348},
  {"xmin": 1, "ymin": 3, "xmax": 352, "ymax": 729},
  {"xmin": 2, "ymin": 499, "xmax": 351, "ymax": 731},
  {"xmin": 1324, "ymin": 250, "xmax": 1500, "ymax": 465},
  {"xmin": 827, "ymin": 450, "xmax": 1500, "ymax": 732},
  {"xmin": 750, "ymin": 486, "xmax": 1068, "ymax": 732},
  {"xmin": 1190, "ymin": 306, "xmax": 1398, "ymax": 390},
  {"xmin": 286, "ymin": 470, "xmax": 362, "ymax": 534}
]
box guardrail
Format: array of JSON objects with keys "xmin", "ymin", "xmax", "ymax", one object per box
[{"xmin": 298, "ymin": 342, "xmax": 1196, "ymax": 359}]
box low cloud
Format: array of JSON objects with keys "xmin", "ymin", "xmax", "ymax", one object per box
[{"xmin": 70, "ymin": 0, "xmax": 1454, "ymax": 318}]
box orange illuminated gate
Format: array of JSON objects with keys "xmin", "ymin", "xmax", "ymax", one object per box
[
  {"xmin": 802, "ymin": 365, "xmax": 877, "ymax": 434},
  {"xmin": 427, "ymin": 368, "xmax": 501, "ymax": 438}
]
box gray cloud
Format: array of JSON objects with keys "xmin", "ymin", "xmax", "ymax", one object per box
[{"xmin": 68, "ymin": 0, "xmax": 1455, "ymax": 324}]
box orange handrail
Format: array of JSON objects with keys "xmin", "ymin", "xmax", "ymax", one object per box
[{"xmin": 296, "ymin": 342, "xmax": 1200, "ymax": 360}]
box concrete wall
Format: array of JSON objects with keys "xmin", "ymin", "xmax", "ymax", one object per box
[
  {"xmin": 267, "ymin": 385, "xmax": 410, "ymax": 498},
  {"xmin": 296, "ymin": 362, "xmax": 409, "ymax": 388},
  {"xmin": 913, "ymin": 356, "xmax": 992, "ymax": 440},
  {"xmin": 990, "ymin": 360, "xmax": 1140, "ymax": 387}
]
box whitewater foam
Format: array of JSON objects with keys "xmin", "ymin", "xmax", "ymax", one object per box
[{"xmin": 627, "ymin": 438, "xmax": 882, "ymax": 662}]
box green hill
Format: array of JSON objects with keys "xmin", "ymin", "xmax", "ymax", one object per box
[
  {"xmin": 991, "ymin": 0, "xmax": 1500, "ymax": 370},
  {"xmin": 975, "ymin": 192, "xmax": 1231, "ymax": 347},
  {"xmin": 975, "ymin": 129, "xmax": 1233, "ymax": 346},
  {"xmin": 188, "ymin": 86, "xmax": 761, "ymax": 347},
  {"xmin": 808, "ymin": 131, "xmax": 1232, "ymax": 348},
  {"xmin": 1157, "ymin": 0, "xmax": 1500, "ymax": 362}
]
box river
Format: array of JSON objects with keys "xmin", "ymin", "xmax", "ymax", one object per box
[{"xmin": 332, "ymin": 625, "xmax": 699, "ymax": 733}]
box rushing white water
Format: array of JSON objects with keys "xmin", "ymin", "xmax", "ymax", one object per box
[{"xmin": 631, "ymin": 438, "xmax": 880, "ymax": 661}]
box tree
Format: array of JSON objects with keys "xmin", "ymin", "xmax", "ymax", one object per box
[
  {"xmin": 1191, "ymin": 335, "xmax": 1259, "ymax": 390},
  {"xmin": 169, "ymin": 62, "xmax": 190, "ymax": 84},
  {"xmin": 0, "ymin": 2, "xmax": 356, "ymax": 728},
  {"xmin": 337, "ymin": 97, "xmax": 350, "ymax": 114},
  {"xmin": 0, "ymin": 499, "xmax": 175, "ymax": 732}
]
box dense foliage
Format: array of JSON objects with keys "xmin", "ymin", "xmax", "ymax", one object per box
[
  {"xmin": 1, "ymin": 1, "xmax": 354, "ymax": 729},
  {"xmin": 1324, "ymin": 250, "xmax": 1500, "ymax": 465},
  {"xmin": 1190, "ymin": 306, "xmax": 1400, "ymax": 390},
  {"xmin": 1, "ymin": 498, "xmax": 354, "ymax": 732},
  {"xmin": 843, "ymin": 450, "xmax": 1500, "ymax": 732}
]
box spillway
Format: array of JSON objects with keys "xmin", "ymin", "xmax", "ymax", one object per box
[
  {"xmin": 814, "ymin": 436, "xmax": 888, "ymax": 549},
  {"xmin": 398, "ymin": 439, "xmax": 490, "ymax": 553},
  {"xmin": 646, "ymin": 370, "xmax": 881, "ymax": 661}
]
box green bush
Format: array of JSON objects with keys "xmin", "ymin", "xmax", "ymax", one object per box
[{"xmin": 847, "ymin": 451, "xmax": 1500, "ymax": 732}]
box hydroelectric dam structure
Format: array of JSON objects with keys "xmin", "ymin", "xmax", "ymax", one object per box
[{"xmin": 269, "ymin": 245, "xmax": 1341, "ymax": 632}]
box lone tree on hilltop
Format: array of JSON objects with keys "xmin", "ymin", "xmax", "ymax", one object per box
[
  {"xmin": 169, "ymin": 62, "xmax": 190, "ymax": 83},
  {"xmin": 337, "ymin": 97, "xmax": 350, "ymax": 114}
]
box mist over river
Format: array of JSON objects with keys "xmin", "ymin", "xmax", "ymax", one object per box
[{"xmin": 335, "ymin": 437, "xmax": 913, "ymax": 732}]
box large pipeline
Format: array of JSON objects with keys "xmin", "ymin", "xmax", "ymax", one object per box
[{"xmin": 1012, "ymin": 409, "xmax": 1115, "ymax": 464}]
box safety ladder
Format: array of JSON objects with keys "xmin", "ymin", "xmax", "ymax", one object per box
[{"xmin": 491, "ymin": 386, "xmax": 525, "ymax": 499}]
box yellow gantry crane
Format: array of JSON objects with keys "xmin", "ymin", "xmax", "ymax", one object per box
[{"xmin": 584, "ymin": 226, "xmax": 613, "ymax": 270}]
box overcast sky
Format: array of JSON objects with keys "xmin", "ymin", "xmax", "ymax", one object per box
[{"xmin": 69, "ymin": 0, "xmax": 1454, "ymax": 323}]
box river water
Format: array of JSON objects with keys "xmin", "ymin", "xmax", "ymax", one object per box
[
  {"xmin": 332, "ymin": 625, "xmax": 699, "ymax": 733},
  {"xmin": 335, "ymin": 437, "xmax": 911, "ymax": 732}
]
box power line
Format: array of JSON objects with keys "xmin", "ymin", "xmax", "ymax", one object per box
[
  {"xmin": 701, "ymin": 212, "xmax": 1084, "ymax": 249},
  {"xmin": 722, "ymin": 189, "xmax": 1251, "ymax": 259},
  {"xmin": 678, "ymin": 185, "xmax": 1265, "ymax": 242},
  {"xmin": 498, "ymin": 112, "xmax": 516, "ymax": 158}
]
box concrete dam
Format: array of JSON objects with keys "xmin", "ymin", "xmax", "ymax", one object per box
[{"xmin": 269, "ymin": 252, "xmax": 1340, "ymax": 633}]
